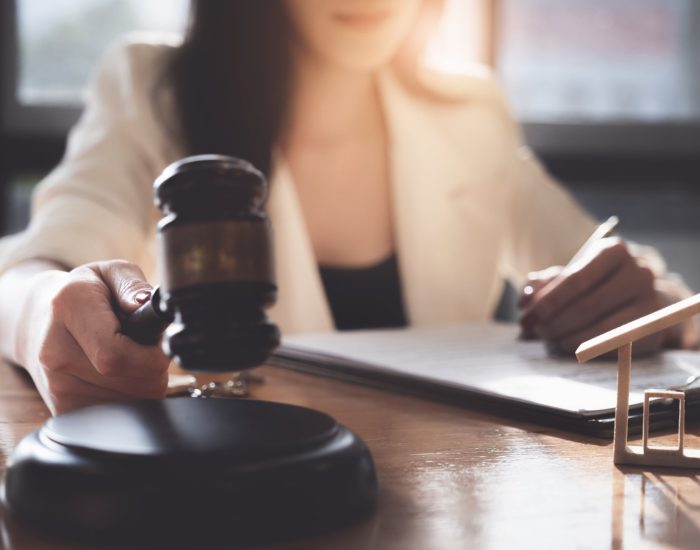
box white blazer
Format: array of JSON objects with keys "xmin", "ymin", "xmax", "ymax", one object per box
[{"xmin": 0, "ymin": 36, "xmax": 605, "ymax": 334}]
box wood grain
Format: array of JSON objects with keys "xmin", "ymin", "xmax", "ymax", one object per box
[{"xmin": 2, "ymin": 360, "xmax": 700, "ymax": 549}]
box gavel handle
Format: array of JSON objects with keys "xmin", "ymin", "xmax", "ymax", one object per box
[{"xmin": 121, "ymin": 287, "xmax": 174, "ymax": 346}]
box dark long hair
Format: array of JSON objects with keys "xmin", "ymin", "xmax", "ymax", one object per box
[{"xmin": 168, "ymin": 1, "xmax": 292, "ymax": 177}]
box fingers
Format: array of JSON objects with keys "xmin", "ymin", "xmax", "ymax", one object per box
[
  {"xmin": 40, "ymin": 314, "xmax": 169, "ymax": 391},
  {"xmin": 88, "ymin": 260, "xmax": 153, "ymax": 314},
  {"xmin": 516, "ymin": 238, "xmax": 669, "ymax": 357},
  {"xmin": 520, "ymin": 238, "xmax": 628, "ymax": 328},
  {"xmin": 536, "ymin": 260, "xmax": 655, "ymax": 341},
  {"xmin": 37, "ymin": 320, "xmax": 169, "ymax": 414},
  {"xmin": 517, "ymin": 266, "xmax": 563, "ymax": 309},
  {"xmin": 27, "ymin": 260, "xmax": 171, "ymax": 414},
  {"xmin": 550, "ymin": 294, "xmax": 665, "ymax": 356},
  {"xmin": 53, "ymin": 266, "xmax": 169, "ymax": 379},
  {"xmin": 518, "ymin": 267, "xmax": 562, "ymax": 339}
]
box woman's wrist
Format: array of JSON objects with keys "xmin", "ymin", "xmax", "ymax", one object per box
[{"xmin": 0, "ymin": 259, "xmax": 67, "ymax": 367}]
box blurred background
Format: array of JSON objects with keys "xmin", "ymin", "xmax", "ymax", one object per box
[{"xmin": 0, "ymin": 0, "xmax": 699, "ymax": 298}]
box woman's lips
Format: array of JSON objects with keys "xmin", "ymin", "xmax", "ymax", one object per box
[{"xmin": 333, "ymin": 10, "xmax": 392, "ymax": 27}]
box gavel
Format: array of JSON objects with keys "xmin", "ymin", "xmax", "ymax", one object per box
[
  {"xmin": 2, "ymin": 154, "xmax": 377, "ymax": 546},
  {"xmin": 121, "ymin": 154, "xmax": 280, "ymax": 371}
]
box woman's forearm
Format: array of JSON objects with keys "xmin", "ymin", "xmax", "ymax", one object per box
[{"xmin": 0, "ymin": 259, "xmax": 66, "ymax": 368}]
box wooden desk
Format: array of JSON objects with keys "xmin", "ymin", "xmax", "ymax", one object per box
[{"xmin": 2, "ymin": 361, "xmax": 700, "ymax": 549}]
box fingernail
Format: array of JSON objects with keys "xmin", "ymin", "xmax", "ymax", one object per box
[
  {"xmin": 518, "ymin": 285, "xmax": 535, "ymax": 307},
  {"xmin": 134, "ymin": 290, "xmax": 152, "ymax": 305}
]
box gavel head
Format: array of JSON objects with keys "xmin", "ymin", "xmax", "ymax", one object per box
[{"xmin": 153, "ymin": 154, "xmax": 280, "ymax": 372}]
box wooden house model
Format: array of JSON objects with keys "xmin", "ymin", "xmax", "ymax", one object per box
[{"xmin": 576, "ymin": 294, "xmax": 700, "ymax": 469}]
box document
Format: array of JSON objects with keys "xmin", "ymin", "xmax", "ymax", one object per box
[{"xmin": 273, "ymin": 323, "xmax": 700, "ymax": 422}]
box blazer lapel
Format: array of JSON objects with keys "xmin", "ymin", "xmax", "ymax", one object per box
[
  {"xmin": 267, "ymin": 70, "xmax": 510, "ymax": 333},
  {"xmin": 266, "ymin": 158, "xmax": 334, "ymax": 334},
  {"xmin": 378, "ymin": 70, "xmax": 507, "ymax": 324}
]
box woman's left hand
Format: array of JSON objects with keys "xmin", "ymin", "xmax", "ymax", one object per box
[{"xmin": 518, "ymin": 237, "xmax": 678, "ymax": 356}]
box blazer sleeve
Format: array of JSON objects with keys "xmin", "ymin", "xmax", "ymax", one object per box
[
  {"xmin": 500, "ymin": 146, "xmax": 598, "ymax": 287},
  {"xmin": 0, "ymin": 38, "xmax": 179, "ymax": 278},
  {"xmin": 500, "ymin": 142, "xmax": 695, "ymax": 306},
  {"xmin": 423, "ymin": 68, "xmax": 600, "ymax": 287}
]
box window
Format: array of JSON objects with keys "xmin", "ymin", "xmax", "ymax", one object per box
[
  {"xmin": 1, "ymin": 0, "xmax": 190, "ymax": 233},
  {"xmin": 17, "ymin": 0, "xmax": 189, "ymax": 106},
  {"xmin": 496, "ymin": 0, "xmax": 700, "ymax": 155},
  {"xmin": 4, "ymin": 0, "xmax": 189, "ymax": 135},
  {"xmin": 498, "ymin": 0, "xmax": 699, "ymax": 123},
  {"xmin": 424, "ymin": 0, "xmax": 700, "ymax": 156}
]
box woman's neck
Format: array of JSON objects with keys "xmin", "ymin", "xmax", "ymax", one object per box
[{"xmin": 283, "ymin": 52, "xmax": 384, "ymax": 147}]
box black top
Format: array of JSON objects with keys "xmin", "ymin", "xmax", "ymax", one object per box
[{"xmin": 319, "ymin": 254, "xmax": 407, "ymax": 330}]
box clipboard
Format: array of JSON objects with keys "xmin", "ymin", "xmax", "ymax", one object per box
[{"xmin": 269, "ymin": 323, "xmax": 700, "ymax": 438}]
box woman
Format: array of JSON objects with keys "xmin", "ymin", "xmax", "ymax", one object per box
[{"xmin": 0, "ymin": 0, "xmax": 694, "ymax": 414}]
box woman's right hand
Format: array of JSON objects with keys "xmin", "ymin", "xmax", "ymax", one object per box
[{"xmin": 15, "ymin": 260, "xmax": 170, "ymax": 415}]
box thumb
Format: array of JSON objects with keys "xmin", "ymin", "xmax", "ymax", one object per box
[
  {"xmin": 88, "ymin": 260, "xmax": 153, "ymax": 314},
  {"xmin": 517, "ymin": 266, "xmax": 563, "ymax": 308}
]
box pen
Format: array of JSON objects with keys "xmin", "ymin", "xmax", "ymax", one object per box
[
  {"xmin": 522, "ymin": 215, "xmax": 619, "ymax": 300},
  {"xmin": 519, "ymin": 215, "xmax": 619, "ymax": 337},
  {"xmin": 563, "ymin": 215, "xmax": 619, "ymax": 274}
]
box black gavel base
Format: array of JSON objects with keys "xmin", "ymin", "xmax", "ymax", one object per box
[{"xmin": 2, "ymin": 398, "xmax": 377, "ymax": 546}]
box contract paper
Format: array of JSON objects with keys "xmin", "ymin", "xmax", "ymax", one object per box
[{"xmin": 277, "ymin": 323, "xmax": 700, "ymax": 418}]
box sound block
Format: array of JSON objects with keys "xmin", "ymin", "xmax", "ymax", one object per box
[{"xmin": 2, "ymin": 398, "xmax": 377, "ymax": 546}]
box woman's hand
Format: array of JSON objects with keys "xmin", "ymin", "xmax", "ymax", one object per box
[
  {"xmin": 518, "ymin": 238, "xmax": 679, "ymax": 357},
  {"xmin": 14, "ymin": 260, "xmax": 170, "ymax": 414},
  {"xmin": 517, "ymin": 265, "xmax": 562, "ymax": 340}
]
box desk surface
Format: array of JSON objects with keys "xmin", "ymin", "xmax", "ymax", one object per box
[{"xmin": 1, "ymin": 362, "xmax": 700, "ymax": 550}]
